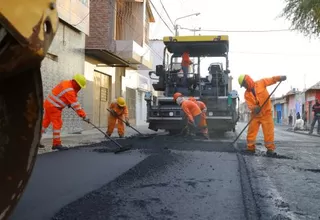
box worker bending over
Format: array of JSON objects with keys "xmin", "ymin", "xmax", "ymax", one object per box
[
  {"xmin": 107, "ymin": 97, "xmax": 129, "ymax": 138},
  {"xmin": 188, "ymin": 97, "xmax": 209, "ymax": 137},
  {"xmin": 41, "ymin": 74, "xmax": 89, "ymax": 151},
  {"xmin": 238, "ymin": 74, "xmax": 287, "ymax": 156},
  {"xmin": 173, "ymin": 92, "xmax": 206, "ymax": 137}
]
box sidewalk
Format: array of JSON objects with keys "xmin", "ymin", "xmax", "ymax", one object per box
[
  {"xmin": 38, "ymin": 124, "xmax": 161, "ymax": 155},
  {"xmin": 282, "ymin": 126, "xmax": 320, "ymax": 137}
]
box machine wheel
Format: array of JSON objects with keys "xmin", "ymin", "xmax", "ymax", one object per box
[{"xmin": 0, "ymin": 67, "xmax": 43, "ymax": 219}]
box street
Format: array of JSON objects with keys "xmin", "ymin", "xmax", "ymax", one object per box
[{"xmin": 9, "ymin": 122, "xmax": 320, "ymax": 220}]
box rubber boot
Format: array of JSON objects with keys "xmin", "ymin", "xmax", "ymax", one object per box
[
  {"xmin": 52, "ymin": 145, "xmax": 68, "ymax": 151},
  {"xmin": 245, "ymin": 148, "xmax": 256, "ymax": 155},
  {"xmin": 266, "ymin": 150, "xmax": 277, "ymax": 157}
]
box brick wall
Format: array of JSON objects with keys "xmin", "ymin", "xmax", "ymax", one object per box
[
  {"xmin": 41, "ymin": 20, "xmax": 86, "ymax": 133},
  {"xmin": 86, "ymin": 0, "xmax": 116, "ymax": 52}
]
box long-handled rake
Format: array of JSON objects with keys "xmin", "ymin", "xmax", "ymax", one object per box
[
  {"xmin": 231, "ymin": 81, "xmax": 282, "ymax": 148},
  {"xmin": 107, "ymin": 109, "xmax": 153, "ymax": 139},
  {"xmin": 70, "ymin": 107, "xmax": 132, "ymax": 154},
  {"xmin": 86, "ymin": 120, "xmax": 133, "ymax": 154}
]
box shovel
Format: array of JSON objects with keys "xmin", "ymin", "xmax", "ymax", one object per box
[{"xmin": 107, "ymin": 109, "xmax": 152, "ymax": 139}]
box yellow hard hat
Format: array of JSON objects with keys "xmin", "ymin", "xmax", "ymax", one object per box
[
  {"xmin": 73, "ymin": 74, "xmax": 87, "ymax": 89},
  {"xmin": 117, "ymin": 97, "xmax": 126, "ymax": 107},
  {"xmin": 238, "ymin": 74, "xmax": 245, "ymax": 87}
]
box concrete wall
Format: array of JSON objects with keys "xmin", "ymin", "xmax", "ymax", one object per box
[{"xmin": 41, "ymin": 20, "xmax": 85, "ymax": 133}]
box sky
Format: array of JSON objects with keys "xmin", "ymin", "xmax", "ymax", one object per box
[{"xmin": 148, "ymin": 0, "xmax": 320, "ymax": 102}]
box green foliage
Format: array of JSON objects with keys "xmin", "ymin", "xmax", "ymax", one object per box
[{"xmin": 281, "ymin": 0, "xmax": 320, "ymax": 36}]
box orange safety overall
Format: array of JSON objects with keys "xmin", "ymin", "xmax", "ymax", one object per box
[
  {"xmin": 196, "ymin": 101, "xmax": 208, "ymax": 134},
  {"xmin": 107, "ymin": 101, "xmax": 129, "ymax": 136},
  {"xmin": 244, "ymin": 76, "xmax": 281, "ymax": 151},
  {"xmin": 181, "ymin": 100, "xmax": 202, "ymax": 127},
  {"xmin": 42, "ymin": 80, "xmax": 86, "ymax": 146}
]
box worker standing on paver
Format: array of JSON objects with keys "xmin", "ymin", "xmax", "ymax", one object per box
[
  {"xmin": 107, "ymin": 97, "xmax": 129, "ymax": 138},
  {"xmin": 181, "ymin": 51, "xmax": 193, "ymax": 86},
  {"xmin": 188, "ymin": 97, "xmax": 209, "ymax": 137},
  {"xmin": 41, "ymin": 74, "xmax": 89, "ymax": 151},
  {"xmin": 238, "ymin": 74, "xmax": 287, "ymax": 156},
  {"xmin": 173, "ymin": 93, "xmax": 206, "ymax": 137},
  {"xmin": 308, "ymin": 99, "xmax": 320, "ymax": 135}
]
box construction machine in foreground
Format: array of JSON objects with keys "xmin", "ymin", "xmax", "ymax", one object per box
[
  {"xmin": 0, "ymin": 1, "xmax": 58, "ymax": 219},
  {"xmin": 145, "ymin": 35, "xmax": 240, "ymax": 135}
]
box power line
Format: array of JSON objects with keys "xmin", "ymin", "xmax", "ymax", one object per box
[
  {"xmin": 180, "ymin": 27, "xmax": 292, "ymax": 33},
  {"xmin": 159, "ymin": 0, "xmax": 174, "ymax": 27},
  {"xmin": 107, "ymin": 0, "xmax": 164, "ymax": 61},
  {"xmin": 229, "ymin": 51, "xmax": 320, "ymax": 56},
  {"xmin": 149, "ymin": 0, "xmax": 174, "ymax": 34},
  {"xmin": 72, "ymin": 13, "xmax": 89, "ymax": 26}
]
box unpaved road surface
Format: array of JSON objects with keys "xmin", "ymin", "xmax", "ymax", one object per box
[{"xmin": 9, "ymin": 123, "xmax": 320, "ymax": 220}]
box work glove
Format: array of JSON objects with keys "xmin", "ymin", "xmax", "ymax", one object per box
[
  {"xmin": 279, "ymin": 75, "xmax": 287, "ymax": 82},
  {"xmin": 110, "ymin": 109, "xmax": 117, "ymax": 117},
  {"xmin": 253, "ymin": 106, "xmax": 261, "ymax": 114},
  {"xmin": 82, "ymin": 116, "xmax": 90, "ymax": 123}
]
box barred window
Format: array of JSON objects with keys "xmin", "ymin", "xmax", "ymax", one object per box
[{"xmin": 100, "ymin": 87, "xmax": 108, "ymax": 102}]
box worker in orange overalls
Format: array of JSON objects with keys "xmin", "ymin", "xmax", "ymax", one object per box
[
  {"xmin": 188, "ymin": 97, "xmax": 209, "ymax": 137},
  {"xmin": 173, "ymin": 93, "xmax": 206, "ymax": 137},
  {"xmin": 41, "ymin": 74, "xmax": 89, "ymax": 151},
  {"xmin": 238, "ymin": 74, "xmax": 287, "ymax": 156},
  {"xmin": 107, "ymin": 97, "xmax": 129, "ymax": 138},
  {"xmin": 181, "ymin": 51, "xmax": 193, "ymax": 86}
]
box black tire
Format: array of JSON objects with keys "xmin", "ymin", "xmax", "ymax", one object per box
[{"xmin": 0, "ymin": 67, "xmax": 43, "ymax": 219}]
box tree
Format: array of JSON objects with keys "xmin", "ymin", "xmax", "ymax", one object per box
[{"xmin": 281, "ymin": 0, "xmax": 320, "ymax": 36}]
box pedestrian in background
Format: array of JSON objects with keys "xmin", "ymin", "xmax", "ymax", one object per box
[{"xmin": 308, "ymin": 99, "xmax": 320, "ymax": 135}]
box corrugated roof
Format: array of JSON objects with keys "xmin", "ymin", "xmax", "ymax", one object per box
[{"xmin": 306, "ymin": 81, "xmax": 320, "ymax": 91}]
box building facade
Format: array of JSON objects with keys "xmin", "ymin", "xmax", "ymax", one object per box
[
  {"xmin": 305, "ymin": 82, "xmax": 320, "ymax": 124},
  {"xmin": 271, "ymin": 83, "xmax": 320, "ymax": 126},
  {"xmin": 84, "ymin": 0, "xmax": 155, "ymax": 128},
  {"xmin": 41, "ymin": 0, "xmax": 90, "ymax": 133}
]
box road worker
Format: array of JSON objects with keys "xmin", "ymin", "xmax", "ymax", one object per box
[
  {"xmin": 107, "ymin": 97, "xmax": 129, "ymax": 138},
  {"xmin": 173, "ymin": 92, "xmax": 204, "ymax": 136},
  {"xmin": 41, "ymin": 74, "xmax": 89, "ymax": 151},
  {"xmin": 181, "ymin": 51, "xmax": 193, "ymax": 86},
  {"xmin": 188, "ymin": 97, "xmax": 209, "ymax": 137},
  {"xmin": 238, "ymin": 74, "xmax": 287, "ymax": 156}
]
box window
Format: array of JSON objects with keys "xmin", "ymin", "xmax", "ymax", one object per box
[{"xmin": 100, "ymin": 87, "xmax": 109, "ymax": 102}]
